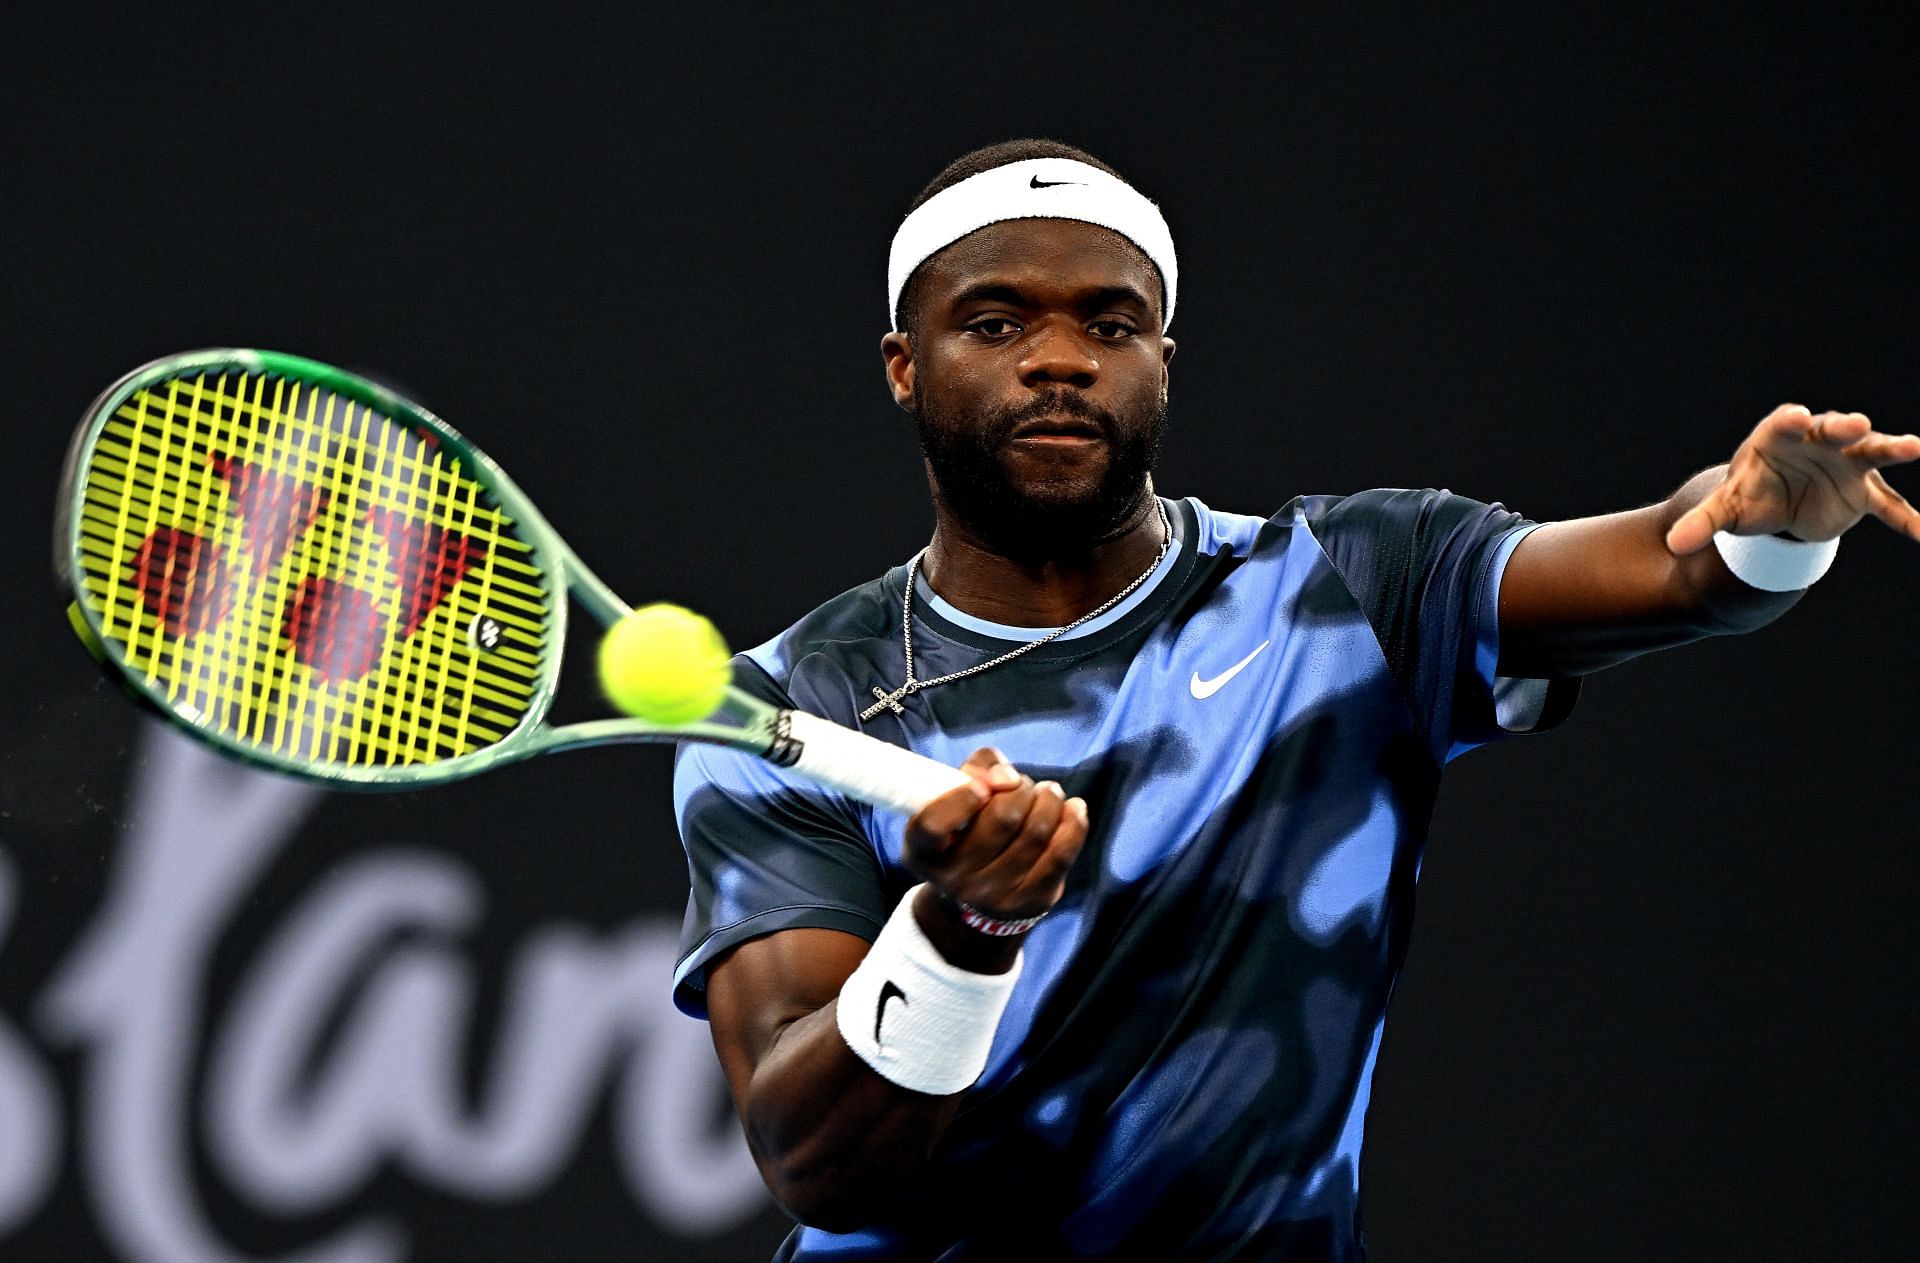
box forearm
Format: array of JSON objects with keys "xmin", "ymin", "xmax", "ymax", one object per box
[
  {"xmin": 1498, "ymin": 465, "xmax": 1804, "ymax": 677},
  {"xmin": 741, "ymin": 997, "xmax": 964, "ymax": 1229},
  {"xmin": 710, "ymin": 757, "xmax": 1080, "ymax": 1230},
  {"xmin": 733, "ymin": 890, "xmax": 1022, "ymax": 1229}
]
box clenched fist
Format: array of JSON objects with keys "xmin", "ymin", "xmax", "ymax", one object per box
[{"xmin": 903, "ymin": 747, "xmax": 1087, "ymax": 956}]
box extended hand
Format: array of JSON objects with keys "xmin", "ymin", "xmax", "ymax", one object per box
[{"xmin": 1666, "ymin": 405, "xmax": 1920, "ymax": 554}]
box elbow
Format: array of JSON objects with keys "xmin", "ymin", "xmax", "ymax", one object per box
[
  {"xmin": 783, "ymin": 1197, "xmax": 879, "ymax": 1236},
  {"xmin": 746, "ymin": 1111, "xmax": 901, "ymax": 1233},
  {"xmin": 761, "ymin": 1160, "xmax": 887, "ymax": 1233}
]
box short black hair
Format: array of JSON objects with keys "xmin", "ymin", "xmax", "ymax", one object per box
[{"xmin": 895, "ymin": 138, "xmax": 1156, "ymax": 336}]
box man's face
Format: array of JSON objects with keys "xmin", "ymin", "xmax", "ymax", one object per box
[{"xmin": 882, "ymin": 218, "xmax": 1176, "ymax": 556}]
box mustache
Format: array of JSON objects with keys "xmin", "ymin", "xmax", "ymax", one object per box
[{"xmin": 994, "ymin": 389, "xmax": 1116, "ymax": 440}]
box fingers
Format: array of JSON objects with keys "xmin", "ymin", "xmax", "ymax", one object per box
[
  {"xmin": 1865, "ymin": 468, "xmax": 1920, "ymax": 544},
  {"xmin": 902, "ymin": 749, "xmax": 1090, "ymax": 920},
  {"xmin": 965, "ymin": 775, "xmax": 1055, "ymax": 870},
  {"xmin": 1801, "ymin": 409, "xmax": 1871, "ymax": 447},
  {"xmin": 910, "ymin": 750, "xmax": 1017, "ymax": 856},
  {"xmin": 974, "ymin": 780, "xmax": 1067, "ymax": 887},
  {"xmin": 1674, "ymin": 406, "xmax": 1915, "ymax": 555},
  {"xmin": 1781, "ymin": 408, "xmax": 1917, "ymax": 466},
  {"xmin": 1763, "ymin": 402, "xmax": 1815, "ymax": 437},
  {"xmin": 904, "ymin": 748, "xmax": 1034, "ymax": 867},
  {"xmin": 1840, "ymin": 429, "xmax": 1920, "ymax": 469},
  {"xmin": 971, "ymin": 781, "xmax": 1089, "ymax": 915},
  {"xmin": 907, "ymin": 777, "xmax": 994, "ymax": 861},
  {"xmin": 1013, "ymin": 795, "xmax": 1089, "ymax": 907},
  {"xmin": 959, "ymin": 746, "xmax": 1021, "ymax": 790}
]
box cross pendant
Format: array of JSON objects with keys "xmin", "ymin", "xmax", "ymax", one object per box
[{"xmin": 861, "ymin": 682, "xmax": 913, "ymax": 722}]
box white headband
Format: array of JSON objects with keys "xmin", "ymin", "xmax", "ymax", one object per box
[{"xmin": 887, "ymin": 157, "xmax": 1179, "ymax": 331}]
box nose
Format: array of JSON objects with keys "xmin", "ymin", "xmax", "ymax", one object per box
[{"xmin": 1016, "ymin": 320, "xmax": 1099, "ymax": 389}]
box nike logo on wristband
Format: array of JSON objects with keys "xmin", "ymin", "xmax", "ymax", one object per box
[{"xmin": 875, "ymin": 980, "xmax": 908, "ymax": 1045}]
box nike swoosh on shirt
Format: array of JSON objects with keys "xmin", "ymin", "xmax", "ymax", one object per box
[{"xmin": 1189, "ymin": 640, "xmax": 1271, "ymax": 699}]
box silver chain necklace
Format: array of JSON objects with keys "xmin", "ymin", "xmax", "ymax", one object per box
[{"xmin": 860, "ymin": 499, "xmax": 1173, "ymax": 722}]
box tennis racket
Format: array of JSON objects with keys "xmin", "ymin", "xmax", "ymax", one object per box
[{"xmin": 55, "ymin": 348, "xmax": 970, "ymax": 814}]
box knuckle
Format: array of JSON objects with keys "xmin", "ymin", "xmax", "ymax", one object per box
[
  {"xmin": 902, "ymin": 848, "xmax": 949, "ymax": 884},
  {"xmin": 985, "ymin": 792, "xmax": 1029, "ymax": 831},
  {"xmin": 1022, "ymin": 808, "xmax": 1061, "ymax": 845},
  {"xmin": 907, "ymin": 809, "xmax": 954, "ymax": 843},
  {"xmin": 1037, "ymin": 851, "xmax": 1076, "ymax": 887},
  {"xmin": 901, "ymin": 831, "xmax": 945, "ymax": 868},
  {"xmin": 1021, "ymin": 792, "xmax": 1062, "ymax": 831}
]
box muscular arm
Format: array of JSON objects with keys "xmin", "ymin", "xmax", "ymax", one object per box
[
  {"xmin": 1498, "ymin": 405, "xmax": 1920, "ymax": 679},
  {"xmin": 703, "ymin": 751, "xmax": 1085, "ymax": 1231},
  {"xmin": 705, "ymin": 893, "xmax": 1014, "ymax": 1230},
  {"xmin": 1496, "ymin": 465, "xmax": 1799, "ymax": 678}
]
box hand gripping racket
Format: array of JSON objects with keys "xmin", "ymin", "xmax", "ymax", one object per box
[{"xmin": 54, "ymin": 349, "xmax": 970, "ymax": 814}]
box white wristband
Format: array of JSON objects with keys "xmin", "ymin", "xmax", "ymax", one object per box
[
  {"xmin": 835, "ymin": 885, "xmax": 1022, "ymax": 1095},
  {"xmin": 1711, "ymin": 530, "xmax": 1840, "ymax": 592}
]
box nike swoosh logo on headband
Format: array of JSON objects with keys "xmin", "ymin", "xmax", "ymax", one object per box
[{"xmin": 1029, "ymin": 175, "xmax": 1082, "ymax": 188}]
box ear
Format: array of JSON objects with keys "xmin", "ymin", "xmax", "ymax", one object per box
[
  {"xmin": 1160, "ymin": 336, "xmax": 1176, "ymax": 398},
  {"xmin": 881, "ymin": 331, "xmax": 916, "ymax": 411}
]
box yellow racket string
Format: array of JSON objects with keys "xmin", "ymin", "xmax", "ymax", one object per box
[
  {"xmin": 388, "ymin": 411, "xmax": 441, "ymax": 763},
  {"xmin": 446, "ymin": 461, "xmax": 490, "ymax": 755},
  {"xmin": 75, "ymin": 371, "xmax": 554, "ymax": 767},
  {"xmin": 336, "ymin": 396, "xmax": 386, "ymax": 767},
  {"xmin": 157, "ymin": 373, "xmax": 211, "ymax": 709}
]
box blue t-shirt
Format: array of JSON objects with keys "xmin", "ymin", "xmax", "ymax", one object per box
[{"xmin": 673, "ymin": 491, "xmax": 1578, "ymax": 1261}]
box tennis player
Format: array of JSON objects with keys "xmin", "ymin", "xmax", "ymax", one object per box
[{"xmin": 671, "ymin": 140, "xmax": 1919, "ymax": 1260}]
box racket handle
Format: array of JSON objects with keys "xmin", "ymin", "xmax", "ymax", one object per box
[{"xmin": 777, "ymin": 710, "xmax": 974, "ymax": 815}]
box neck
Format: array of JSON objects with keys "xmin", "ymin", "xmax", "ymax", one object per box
[{"xmin": 919, "ymin": 489, "xmax": 1167, "ymax": 628}]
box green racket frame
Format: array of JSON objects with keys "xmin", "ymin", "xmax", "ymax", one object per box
[{"xmin": 55, "ymin": 349, "xmax": 936, "ymax": 800}]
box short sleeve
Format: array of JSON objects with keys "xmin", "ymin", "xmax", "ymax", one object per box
[
  {"xmin": 1304, "ymin": 487, "xmax": 1580, "ymax": 765},
  {"xmin": 670, "ymin": 660, "xmax": 893, "ymax": 1019}
]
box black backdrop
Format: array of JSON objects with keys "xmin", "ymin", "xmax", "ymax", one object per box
[{"xmin": 3, "ymin": 5, "xmax": 1916, "ymax": 1261}]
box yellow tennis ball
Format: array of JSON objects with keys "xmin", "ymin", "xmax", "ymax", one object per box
[{"xmin": 598, "ymin": 603, "xmax": 732, "ymax": 725}]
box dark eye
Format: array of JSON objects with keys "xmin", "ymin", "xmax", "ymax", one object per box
[
  {"xmin": 1090, "ymin": 320, "xmax": 1137, "ymax": 340},
  {"xmin": 967, "ymin": 316, "xmax": 1021, "ymax": 338}
]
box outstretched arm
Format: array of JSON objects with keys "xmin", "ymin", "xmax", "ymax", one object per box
[{"xmin": 1497, "ymin": 405, "xmax": 1920, "ymax": 679}]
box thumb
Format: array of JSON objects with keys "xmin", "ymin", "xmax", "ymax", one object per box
[
  {"xmin": 960, "ymin": 746, "xmax": 1022, "ymax": 790},
  {"xmin": 1665, "ymin": 491, "xmax": 1735, "ymax": 556}
]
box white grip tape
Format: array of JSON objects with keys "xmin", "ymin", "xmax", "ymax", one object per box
[
  {"xmin": 1712, "ymin": 530, "xmax": 1839, "ymax": 592},
  {"xmin": 783, "ymin": 709, "xmax": 973, "ymax": 815},
  {"xmin": 835, "ymin": 886, "xmax": 1022, "ymax": 1095}
]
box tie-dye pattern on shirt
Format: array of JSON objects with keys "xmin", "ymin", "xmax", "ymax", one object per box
[{"xmin": 674, "ymin": 491, "xmax": 1579, "ymax": 1262}]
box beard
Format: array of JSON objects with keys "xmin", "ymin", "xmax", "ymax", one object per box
[{"xmin": 912, "ymin": 384, "xmax": 1167, "ymax": 560}]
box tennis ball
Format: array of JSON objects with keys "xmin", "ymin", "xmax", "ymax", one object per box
[{"xmin": 598, "ymin": 603, "xmax": 732, "ymax": 725}]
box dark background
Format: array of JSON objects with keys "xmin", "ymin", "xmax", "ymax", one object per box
[{"xmin": 4, "ymin": 4, "xmax": 1916, "ymax": 1260}]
